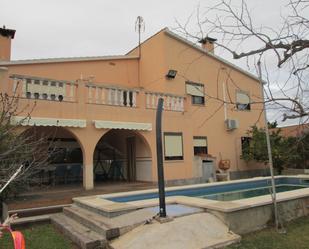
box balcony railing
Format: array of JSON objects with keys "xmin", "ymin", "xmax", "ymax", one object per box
[
  {"xmin": 10, "ymin": 75, "xmax": 77, "ymax": 102},
  {"xmin": 8, "ymin": 75, "xmax": 185, "ymax": 112},
  {"xmin": 145, "ymin": 91, "xmax": 185, "ymax": 112},
  {"xmin": 86, "ymin": 83, "xmax": 138, "ymax": 108}
]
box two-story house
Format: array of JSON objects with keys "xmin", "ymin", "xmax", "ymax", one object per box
[{"xmin": 0, "ymin": 26, "xmax": 266, "ymax": 190}]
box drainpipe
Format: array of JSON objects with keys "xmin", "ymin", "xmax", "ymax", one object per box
[
  {"xmin": 223, "ymin": 81, "xmax": 227, "ymax": 121},
  {"xmin": 257, "ymin": 61, "xmax": 279, "ymax": 230},
  {"xmin": 156, "ymin": 98, "xmax": 166, "ymax": 217}
]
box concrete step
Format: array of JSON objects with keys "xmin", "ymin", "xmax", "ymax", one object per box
[
  {"xmin": 7, "ymin": 204, "xmax": 70, "ymax": 218},
  {"xmin": 11, "ymin": 214, "xmax": 50, "ymax": 228},
  {"xmin": 63, "ymin": 205, "xmax": 120, "ymax": 240},
  {"xmin": 73, "ymin": 198, "xmax": 131, "ymax": 218},
  {"xmin": 51, "ymin": 213, "xmax": 106, "ymax": 249}
]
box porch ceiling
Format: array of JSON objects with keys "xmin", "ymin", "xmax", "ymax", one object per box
[
  {"xmin": 11, "ymin": 116, "xmax": 87, "ymax": 128},
  {"xmin": 93, "ymin": 120, "xmax": 152, "ymax": 131}
]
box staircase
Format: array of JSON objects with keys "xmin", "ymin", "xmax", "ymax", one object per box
[{"xmin": 50, "ymin": 199, "xmax": 156, "ymax": 249}]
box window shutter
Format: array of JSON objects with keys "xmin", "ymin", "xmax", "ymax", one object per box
[
  {"xmin": 164, "ymin": 134, "xmax": 183, "ymax": 157},
  {"xmin": 193, "ymin": 137, "xmax": 207, "ymax": 147},
  {"xmin": 186, "ymin": 83, "xmax": 204, "ymax": 97},
  {"xmin": 236, "ymin": 92, "xmax": 250, "ymax": 104}
]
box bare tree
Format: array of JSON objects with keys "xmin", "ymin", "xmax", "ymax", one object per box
[
  {"xmin": 176, "ymin": 0, "xmax": 309, "ymax": 124},
  {"xmin": 175, "ymin": 0, "xmax": 309, "ymax": 232},
  {"xmin": 0, "ymin": 86, "xmax": 52, "ymax": 199}
]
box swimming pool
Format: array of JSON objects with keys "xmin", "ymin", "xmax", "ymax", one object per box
[
  {"xmin": 203, "ymin": 185, "xmax": 306, "ymax": 201},
  {"xmin": 106, "ymin": 177, "xmax": 309, "ymax": 202}
]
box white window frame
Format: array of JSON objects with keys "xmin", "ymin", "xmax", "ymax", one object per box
[
  {"xmin": 185, "ymin": 81, "xmax": 205, "ymax": 105},
  {"xmin": 193, "ymin": 136, "xmax": 208, "ymax": 155}
]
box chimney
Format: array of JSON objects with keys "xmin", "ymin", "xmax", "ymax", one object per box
[
  {"xmin": 0, "ymin": 26, "xmax": 16, "ymax": 61},
  {"xmin": 198, "ymin": 36, "xmax": 217, "ymax": 54}
]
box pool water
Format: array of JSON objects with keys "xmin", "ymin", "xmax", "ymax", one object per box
[
  {"xmin": 202, "ymin": 185, "xmax": 306, "ymax": 201},
  {"xmin": 106, "ymin": 177, "xmax": 309, "ymax": 203}
]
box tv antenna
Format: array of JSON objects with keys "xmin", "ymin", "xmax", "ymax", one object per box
[{"xmin": 135, "ymin": 16, "xmax": 145, "ymax": 57}]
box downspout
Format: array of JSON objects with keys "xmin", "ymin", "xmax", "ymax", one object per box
[{"xmin": 223, "ymin": 81, "xmax": 227, "ymax": 121}]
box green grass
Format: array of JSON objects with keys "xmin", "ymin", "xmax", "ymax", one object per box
[
  {"xmin": 1, "ymin": 216, "xmax": 309, "ymax": 249},
  {"xmin": 226, "ymin": 216, "xmax": 309, "ymax": 249},
  {"xmin": 0, "ymin": 223, "xmax": 74, "ymax": 249}
]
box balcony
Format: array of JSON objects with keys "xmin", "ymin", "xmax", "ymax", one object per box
[
  {"xmin": 86, "ymin": 83, "xmax": 138, "ymax": 108},
  {"xmin": 146, "ymin": 91, "xmax": 185, "ymax": 112},
  {"xmin": 8, "ymin": 75, "xmax": 186, "ymax": 112},
  {"xmin": 10, "ymin": 74, "xmax": 77, "ymax": 102}
]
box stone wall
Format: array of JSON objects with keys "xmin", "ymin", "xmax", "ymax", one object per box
[{"xmin": 209, "ymin": 197, "xmax": 309, "ymax": 234}]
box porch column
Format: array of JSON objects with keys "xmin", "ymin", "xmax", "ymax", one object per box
[{"xmin": 83, "ymin": 148, "xmax": 94, "ymax": 190}]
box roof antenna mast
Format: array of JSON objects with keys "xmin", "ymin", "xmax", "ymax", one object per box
[{"xmin": 135, "ymin": 16, "xmax": 145, "ymax": 58}]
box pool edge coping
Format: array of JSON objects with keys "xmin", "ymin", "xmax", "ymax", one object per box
[{"xmin": 73, "ymin": 175, "xmax": 309, "ymax": 214}]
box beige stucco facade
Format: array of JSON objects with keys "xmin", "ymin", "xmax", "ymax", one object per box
[{"xmin": 0, "ymin": 27, "xmax": 266, "ymax": 190}]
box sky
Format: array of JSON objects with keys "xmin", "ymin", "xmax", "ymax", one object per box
[
  {"xmin": 1, "ymin": 0, "xmax": 285, "ymax": 60},
  {"xmin": 1, "ymin": 0, "xmax": 307, "ymax": 126}
]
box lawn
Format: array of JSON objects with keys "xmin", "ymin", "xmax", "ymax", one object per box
[
  {"xmin": 0, "ymin": 216, "xmax": 309, "ymax": 249},
  {"xmin": 227, "ymin": 216, "xmax": 309, "ymax": 249},
  {"xmin": 0, "ymin": 223, "xmax": 74, "ymax": 249}
]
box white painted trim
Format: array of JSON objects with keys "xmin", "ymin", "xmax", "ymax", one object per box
[
  {"xmin": 0, "ymin": 55, "xmax": 139, "ymax": 66},
  {"xmin": 11, "ymin": 116, "xmax": 87, "ymax": 128}
]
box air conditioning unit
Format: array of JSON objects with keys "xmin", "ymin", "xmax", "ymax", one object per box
[{"xmin": 225, "ymin": 119, "xmax": 239, "ymax": 131}]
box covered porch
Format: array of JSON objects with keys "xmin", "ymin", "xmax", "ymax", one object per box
[
  {"xmin": 4, "ymin": 181, "xmax": 155, "ymax": 219},
  {"xmin": 14, "ymin": 116, "xmax": 154, "ymax": 190}
]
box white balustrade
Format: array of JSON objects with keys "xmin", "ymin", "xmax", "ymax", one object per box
[
  {"xmin": 86, "ymin": 84, "xmax": 138, "ymax": 108},
  {"xmin": 145, "ymin": 92, "xmax": 185, "ymax": 112},
  {"xmin": 11, "ymin": 75, "xmax": 77, "ymax": 102},
  {"xmin": 12, "ymin": 75, "xmax": 184, "ymax": 112}
]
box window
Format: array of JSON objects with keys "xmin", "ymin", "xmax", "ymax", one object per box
[
  {"xmin": 236, "ymin": 91, "xmax": 251, "ymax": 110},
  {"xmin": 186, "ymin": 82, "xmax": 205, "ymax": 105},
  {"xmin": 164, "ymin": 132, "xmax": 183, "ymax": 160},
  {"xmin": 193, "ymin": 136, "xmax": 208, "ymax": 155},
  {"xmin": 241, "ymin": 137, "xmax": 251, "ymax": 155}
]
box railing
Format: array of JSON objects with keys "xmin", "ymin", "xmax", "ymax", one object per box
[
  {"xmin": 9, "ymin": 75, "xmax": 185, "ymax": 112},
  {"xmin": 86, "ymin": 83, "xmax": 138, "ymax": 108},
  {"xmin": 145, "ymin": 91, "xmax": 185, "ymax": 112},
  {"xmin": 10, "ymin": 75, "xmax": 77, "ymax": 102}
]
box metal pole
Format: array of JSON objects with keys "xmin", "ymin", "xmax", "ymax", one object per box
[
  {"xmin": 156, "ymin": 97, "xmax": 166, "ymax": 217},
  {"xmin": 257, "ymin": 61, "xmax": 279, "ymax": 230}
]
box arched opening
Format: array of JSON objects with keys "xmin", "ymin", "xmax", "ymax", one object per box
[
  {"xmin": 22, "ymin": 126, "xmax": 83, "ymax": 187},
  {"xmin": 93, "ymin": 129, "xmax": 152, "ymax": 184}
]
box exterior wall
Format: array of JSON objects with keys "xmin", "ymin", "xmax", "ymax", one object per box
[
  {"xmin": 156, "ymin": 32, "xmax": 265, "ymax": 179},
  {"xmin": 0, "ymin": 28, "xmax": 266, "ymax": 189},
  {"xmin": 272, "ymin": 124, "xmax": 309, "ymax": 137},
  {"xmin": 7, "ymin": 59, "xmax": 139, "ymax": 86},
  {"xmin": 0, "ymin": 67, "xmax": 9, "ymax": 91}
]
